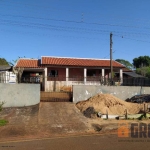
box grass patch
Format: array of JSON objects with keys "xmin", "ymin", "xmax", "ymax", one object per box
[{"xmin": 0, "ymin": 119, "xmax": 8, "ymax": 126}]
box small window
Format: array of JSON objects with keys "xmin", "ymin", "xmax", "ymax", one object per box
[
  {"xmin": 48, "ymin": 70, "xmax": 58, "ymax": 77},
  {"xmin": 87, "ymin": 70, "xmax": 96, "ymax": 76}
]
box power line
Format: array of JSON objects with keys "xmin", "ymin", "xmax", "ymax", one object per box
[
  {"xmin": 1, "ymin": 18, "xmax": 150, "ymax": 38},
  {"xmin": 103, "ymin": 50, "xmax": 116, "ymax": 59},
  {"xmin": 1, "ymin": 18, "xmax": 150, "ymax": 43},
  {"xmin": 1, "ymin": 14, "xmax": 150, "ymax": 43},
  {"xmin": 1, "ymin": 14, "xmax": 150, "ymax": 30},
  {"xmin": 0, "ymin": 28, "xmax": 108, "ymax": 40},
  {"xmin": 1, "ymin": 0, "xmax": 150, "ymax": 24},
  {"xmin": 114, "ymin": 34, "xmax": 150, "ymax": 43}
]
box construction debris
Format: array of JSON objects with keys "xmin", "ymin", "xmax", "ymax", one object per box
[{"xmin": 76, "ymin": 93, "xmax": 145, "ymax": 115}]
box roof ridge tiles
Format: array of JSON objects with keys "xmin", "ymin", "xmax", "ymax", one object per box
[
  {"xmin": 18, "ymin": 58, "xmax": 39, "ymax": 60},
  {"xmin": 41, "ymin": 56, "xmax": 110, "ymax": 61},
  {"xmin": 15, "ymin": 56, "xmax": 125, "ymax": 68}
]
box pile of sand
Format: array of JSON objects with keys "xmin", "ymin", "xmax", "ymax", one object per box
[{"xmin": 76, "ymin": 93, "xmax": 145, "ymax": 115}]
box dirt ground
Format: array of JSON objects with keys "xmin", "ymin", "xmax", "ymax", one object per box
[
  {"xmin": 0, "ymin": 102, "xmax": 92, "ymax": 141},
  {"xmin": 0, "ymin": 102, "xmax": 149, "ymax": 142}
]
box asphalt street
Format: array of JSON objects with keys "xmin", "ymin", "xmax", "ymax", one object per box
[{"xmin": 0, "ymin": 134, "xmax": 149, "ymax": 150}]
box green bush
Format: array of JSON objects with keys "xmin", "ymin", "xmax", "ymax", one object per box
[{"xmin": 0, "ymin": 119, "xmax": 8, "ymax": 126}]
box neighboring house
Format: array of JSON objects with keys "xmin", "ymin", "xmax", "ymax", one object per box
[
  {"xmin": 14, "ymin": 56, "xmax": 125, "ymax": 91},
  {"xmin": 114, "ymin": 67, "xmax": 147, "ymax": 86},
  {"xmin": 115, "ymin": 68, "xmax": 145, "ymax": 78},
  {"xmin": 0, "ymin": 66, "xmax": 16, "ymax": 83},
  {"xmin": 0, "ymin": 66, "xmax": 11, "ymax": 71}
]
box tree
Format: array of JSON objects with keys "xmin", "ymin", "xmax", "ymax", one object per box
[
  {"xmin": 0, "ymin": 58, "xmax": 9, "ymax": 66},
  {"xmin": 115, "ymin": 59, "xmax": 133, "ymax": 69},
  {"xmin": 136, "ymin": 67, "xmax": 150, "ymax": 78},
  {"xmin": 9, "ymin": 56, "xmax": 26, "ymax": 66},
  {"xmin": 133, "ymin": 56, "xmax": 150, "ymax": 68},
  {"xmin": 13, "ymin": 67, "xmax": 24, "ymax": 83}
]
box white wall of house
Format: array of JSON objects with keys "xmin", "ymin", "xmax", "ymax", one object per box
[
  {"xmin": 0, "ymin": 71, "xmax": 16, "ymax": 83},
  {"xmin": 45, "ymin": 81, "xmax": 101, "ymax": 92}
]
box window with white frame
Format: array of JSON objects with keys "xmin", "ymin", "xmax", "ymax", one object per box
[{"xmin": 48, "ymin": 70, "xmax": 58, "ymax": 77}]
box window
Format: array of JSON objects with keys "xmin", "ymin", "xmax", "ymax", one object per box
[
  {"xmin": 48, "ymin": 70, "xmax": 58, "ymax": 77},
  {"xmin": 87, "ymin": 70, "xmax": 96, "ymax": 76}
]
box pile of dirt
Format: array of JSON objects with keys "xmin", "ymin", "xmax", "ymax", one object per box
[
  {"xmin": 83, "ymin": 107, "xmax": 96, "ymax": 118},
  {"xmin": 76, "ymin": 94, "xmax": 144, "ymax": 115}
]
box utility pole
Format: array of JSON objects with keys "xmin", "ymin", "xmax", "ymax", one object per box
[{"xmin": 110, "ymin": 32, "xmax": 113, "ymax": 85}]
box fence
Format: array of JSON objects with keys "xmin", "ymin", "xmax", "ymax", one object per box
[
  {"xmin": 0, "ymin": 71, "xmax": 16, "ymax": 83},
  {"xmin": 20, "ymin": 76, "xmax": 150, "ymax": 86},
  {"xmin": 47, "ymin": 76, "xmax": 150, "ymax": 86},
  {"xmin": 21, "ymin": 76, "xmax": 41, "ymax": 83},
  {"xmin": 46, "ymin": 76, "xmax": 150, "ymax": 86},
  {"xmin": 123, "ymin": 77, "xmax": 150, "ymax": 86},
  {"xmin": 21, "ymin": 76, "xmax": 118, "ymax": 86},
  {"xmin": 1, "ymin": 73, "xmax": 150, "ymax": 87}
]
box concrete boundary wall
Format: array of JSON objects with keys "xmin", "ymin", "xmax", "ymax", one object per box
[
  {"xmin": 73, "ymin": 85, "xmax": 150, "ymax": 103},
  {"xmin": 0, "ymin": 83, "xmax": 40, "ymax": 107}
]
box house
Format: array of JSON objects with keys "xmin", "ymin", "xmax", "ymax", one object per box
[
  {"xmin": 0, "ymin": 66, "xmax": 16, "ymax": 83},
  {"xmin": 122, "ymin": 68, "xmax": 144, "ymax": 78},
  {"xmin": 115, "ymin": 67, "xmax": 145, "ymax": 79},
  {"xmin": 14, "ymin": 56, "xmax": 126, "ymax": 91}
]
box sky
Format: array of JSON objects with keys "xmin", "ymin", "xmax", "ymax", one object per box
[{"xmin": 0, "ymin": 0, "xmax": 150, "ymax": 64}]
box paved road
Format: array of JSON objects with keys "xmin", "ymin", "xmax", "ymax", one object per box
[{"xmin": 0, "ymin": 134, "xmax": 149, "ymax": 150}]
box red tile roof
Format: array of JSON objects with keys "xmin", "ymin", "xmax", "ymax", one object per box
[
  {"xmin": 15, "ymin": 59, "xmax": 40, "ymax": 68},
  {"xmin": 15, "ymin": 57, "xmax": 125, "ymax": 68},
  {"xmin": 123, "ymin": 68, "xmax": 133, "ymax": 72},
  {"xmin": 42, "ymin": 56, "xmax": 125, "ymax": 68}
]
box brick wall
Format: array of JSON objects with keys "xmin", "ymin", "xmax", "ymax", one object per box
[{"xmin": 69, "ymin": 68, "xmax": 84, "ymax": 77}]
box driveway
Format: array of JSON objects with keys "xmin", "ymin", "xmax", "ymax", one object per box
[
  {"xmin": 0, "ymin": 102, "xmax": 92, "ymax": 141},
  {"xmin": 38, "ymin": 102, "xmax": 91, "ymax": 134}
]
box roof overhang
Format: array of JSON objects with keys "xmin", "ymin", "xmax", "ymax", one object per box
[
  {"xmin": 123, "ymin": 72, "xmax": 145, "ymax": 78},
  {"xmin": 44, "ymin": 65, "xmax": 125, "ymax": 69},
  {"xmin": 23, "ymin": 68, "xmax": 44, "ymax": 72},
  {"xmin": 0, "ymin": 66, "xmax": 11, "ymax": 71}
]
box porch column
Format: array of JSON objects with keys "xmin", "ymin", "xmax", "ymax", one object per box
[
  {"xmin": 102, "ymin": 69, "xmax": 105, "ymax": 80},
  {"xmin": 44, "ymin": 67, "xmax": 47, "ymax": 91},
  {"xmin": 109, "ymin": 72, "xmax": 111, "ymax": 79},
  {"xmin": 3, "ymin": 72, "xmax": 6, "ymax": 83},
  {"xmin": 120, "ymin": 69, "xmax": 123, "ymax": 84},
  {"xmin": 66, "ymin": 68, "xmax": 69, "ymax": 85},
  {"xmin": 84, "ymin": 68, "xmax": 87, "ymax": 84},
  {"xmin": 101, "ymin": 69, "xmax": 105, "ymax": 84},
  {"xmin": 6, "ymin": 71, "xmax": 9, "ymax": 83}
]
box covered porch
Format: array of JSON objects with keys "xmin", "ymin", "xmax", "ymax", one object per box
[
  {"xmin": 46, "ymin": 67, "xmax": 123, "ymax": 82},
  {"xmin": 21, "ymin": 68, "xmax": 45, "ymax": 90},
  {"xmin": 44, "ymin": 67, "xmax": 124, "ymax": 91}
]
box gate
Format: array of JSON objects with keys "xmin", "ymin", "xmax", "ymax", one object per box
[{"xmin": 40, "ymin": 91, "xmax": 73, "ymax": 102}]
